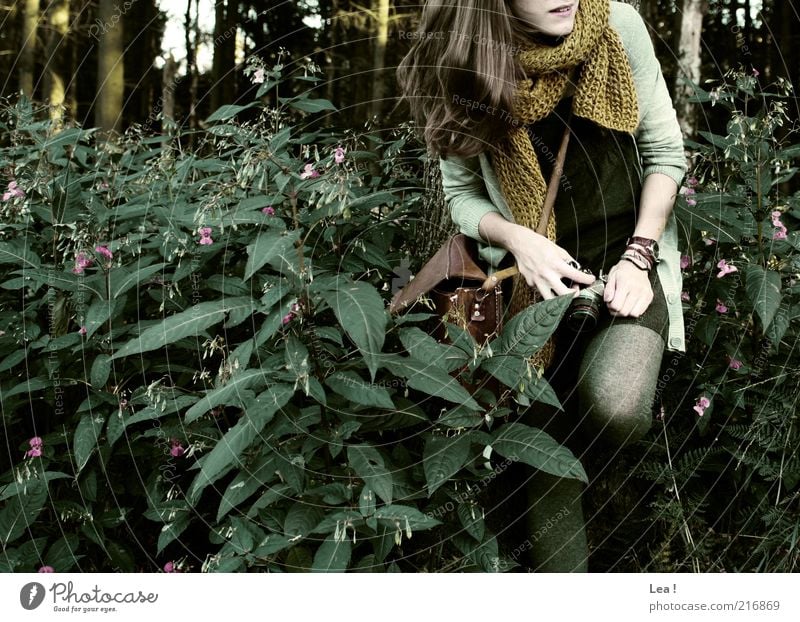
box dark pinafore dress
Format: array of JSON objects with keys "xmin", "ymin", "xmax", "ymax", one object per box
[{"xmin": 522, "ymin": 94, "xmax": 670, "ymax": 351}]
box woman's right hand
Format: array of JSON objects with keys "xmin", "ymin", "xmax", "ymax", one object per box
[{"xmin": 506, "ymin": 225, "xmax": 596, "ymax": 300}]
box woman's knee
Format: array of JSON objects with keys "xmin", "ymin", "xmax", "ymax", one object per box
[{"xmin": 576, "ymin": 372, "xmax": 654, "ymax": 447}]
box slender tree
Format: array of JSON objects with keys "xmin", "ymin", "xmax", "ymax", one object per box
[
  {"xmin": 19, "ymin": 0, "xmax": 40, "ymax": 98},
  {"xmin": 95, "ymin": 0, "xmax": 124, "ymax": 134},
  {"xmin": 44, "ymin": 0, "xmax": 70, "ymax": 127},
  {"xmin": 211, "ymin": 0, "xmax": 239, "ymax": 112},
  {"xmin": 370, "ymin": 0, "xmax": 390, "ymax": 122},
  {"xmin": 674, "ymin": 0, "xmax": 708, "ymax": 137}
]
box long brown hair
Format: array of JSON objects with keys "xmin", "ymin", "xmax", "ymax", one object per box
[{"xmin": 396, "ymin": 1, "xmax": 538, "ymax": 158}]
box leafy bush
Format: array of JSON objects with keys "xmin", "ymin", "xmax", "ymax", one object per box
[
  {"xmin": 636, "ymin": 68, "xmax": 800, "ymax": 571},
  {"xmin": 0, "ymin": 59, "xmax": 577, "ymax": 572}
]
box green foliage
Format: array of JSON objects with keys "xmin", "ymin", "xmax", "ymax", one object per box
[
  {"xmin": 0, "ymin": 63, "xmax": 570, "ymax": 572},
  {"xmin": 635, "ymin": 68, "xmax": 800, "ymax": 572}
]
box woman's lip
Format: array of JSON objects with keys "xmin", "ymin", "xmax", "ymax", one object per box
[{"xmin": 550, "ymin": 4, "xmax": 574, "ymax": 13}]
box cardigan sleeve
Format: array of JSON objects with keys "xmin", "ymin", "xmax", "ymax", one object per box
[
  {"xmin": 438, "ymin": 153, "xmax": 502, "ymax": 242},
  {"xmin": 613, "ymin": 2, "xmax": 687, "ymax": 187}
]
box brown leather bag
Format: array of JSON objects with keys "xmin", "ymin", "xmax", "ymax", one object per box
[{"xmin": 390, "ymin": 120, "xmax": 573, "ymax": 350}]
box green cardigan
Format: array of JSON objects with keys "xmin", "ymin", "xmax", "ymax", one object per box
[{"xmin": 439, "ymin": 1, "xmax": 687, "ymax": 353}]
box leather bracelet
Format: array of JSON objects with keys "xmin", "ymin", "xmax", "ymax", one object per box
[
  {"xmin": 620, "ymin": 251, "xmax": 651, "ymax": 271},
  {"xmin": 624, "ymin": 245, "xmax": 655, "ymax": 269}
]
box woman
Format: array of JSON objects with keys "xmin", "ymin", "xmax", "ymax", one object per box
[{"xmin": 397, "ymin": 0, "xmax": 687, "ymax": 571}]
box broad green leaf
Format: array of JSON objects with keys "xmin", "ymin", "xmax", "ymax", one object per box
[
  {"xmin": 90, "ymin": 354, "xmax": 111, "ymax": 389},
  {"xmin": 324, "ymin": 371, "xmax": 394, "ymax": 409},
  {"xmin": 495, "ymin": 295, "xmax": 572, "ymax": 357},
  {"xmin": 492, "ymin": 423, "xmax": 587, "ymax": 483},
  {"xmin": 319, "ymin": 277, "xmax": 386, "ymax": 381},
  {"xmin": 84, "ymin": 296, "xmax": 126, "ymax": 339},
  {"xmin": 373, "ymin": 504, "xmax": 442, "ymax": 531},
  {"xmin": 423, "ymin": 433, "xmax": 472, "ymax": 496},
  {"xmin": 347, "ymin": 445, "xmax": 393, "ymax": 504},
  {"xmin": 74, "ymin": 414, "xmax": 105, "ymax": 474},
  {"xmin": 217, "ymin": 456, "xmax": 276, "ymax": 522},
  {"xmin": 186, "ymin": 384, "xmax": 294, "ymax": 505},
  {"xmin": 284, "ymin": 502, "xmax": 326, "ymax": 538},
  {"xmin": 184, "ymin": 369, "xmax": 266, "ymax": 424},
  {"xmin": 110, "ymin": 297, "xmax": 253, "ymax": 359},
  {"xmin": 0, "ymin": 480, "xmax": 48, "ymax": 545},
  {"xmin": 399, "ymin": 326, "xmax": 468, "ymax": 373},
  {"xmin": 205, "ymin": 102, "xmax": 258, "ymax": 122},
  {"xmin": 244, "ymin": 229, "xmax": 301, "ymax": 281},
  {"xmin": 744, "ymin": 264, "xmax": 782, "ymax": 330},
  {"xmin": 311, "ymin": 535, "xmax": 351, "ymax": 572},
  {"xmin": 282, "ymin": 97, "xmax": 338, "ymax": 114},
  {"xmin": 109, "ymin": 263, "xmax": 166, "ymax": 298},
  {"xmin": 0, "ymin": 241, "xmax": 41, "ymax": 269},
  {"xmin": 457, "ymin": 502, "xmax": 485, "ymax": 542},
  {"xmin": 481, "ymin": 355, "xmax": 562, "ymax": 409},
  {"xmin": 381, "ymin": 354, "xmax": 480, "ymax": 411}
]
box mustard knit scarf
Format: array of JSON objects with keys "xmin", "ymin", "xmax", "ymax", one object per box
[{"xmin": 492, "ymin": 0, "xmax": 640, "ymax": 370}]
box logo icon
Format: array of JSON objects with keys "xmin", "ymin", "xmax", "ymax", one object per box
[{"xmin": 20, "ymin": 582, "xmax": 46, "ymax": 610}]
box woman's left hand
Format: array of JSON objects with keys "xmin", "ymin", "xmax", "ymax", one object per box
[{"xmin": 603, "ymin": 260, "xmax": 653, "ymax": 317}]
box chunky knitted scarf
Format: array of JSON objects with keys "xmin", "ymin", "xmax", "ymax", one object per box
[{"xmin": 492, "ymin": 0, "xmax": 640, "ymax": 370}]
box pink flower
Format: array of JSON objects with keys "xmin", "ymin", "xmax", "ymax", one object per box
[
  {"xmin": 693, "ymin": 396, "xmax": 711, "ymax": 417},
  {"xmin": 95, "ymin": 245, "xmax": 113, "ymax": 260},
  {"xmin": 715, "ymin": 300, "xmax": 728, "ymax": 313},
  {"xmin": 252, "ymin": 68, "xmax": 265, "ymax": 84},
  {"xmin": 684, "ymin": 187, "xmax": 696, "ymax": 196},
  {"xmin": 163, "ymin": 561, "xmax": 176, "ymax": 573},
  {"xmin": 29, "ymin": 436, "xmax": 43, "ymax": 449},
  {"xmin": 716, "ymin": 259, "xmax": 737, "ymax": 278},
  {"xmin": 26, "ymin": 447, "xmax": 42, "ymax": 458},
  {"xmin": 680, "ymin": 255, "xmax": 691, "ymax": 270},
  {"xmin": 771, "ymin": 210, "xmax": 788, "ymax": 239},
  {"xmin": 752, "ymin": 68, "xmax": 760, "ymax": 77},
  {"xmin": 703, "ymin": 237, "xmax": 716, "ymax": 246},
  {"xmin": 281, "ymin": 313, "xmax": 294, "ymax": 325},
  {"xmin": 686, "ymin": 176, "xmax": 698, "ymax": 188},
  {"xmin": 261, "ymin": 206, "xmax": 275, "ymax": 215},
  {"xmin": 170, "ymin": 440, "xmax": 185, "ymax": 458},
  {"xmin": 774, "ymin": 228, "xmax": 787, "ymax": 240},
  {"xmin": 334, "ymin": 146, "xmax": 346, "ymax": 164},
  {"xmin": 300, "ymin": 163, "xmax": 319, "ymax": 180},
  {"xmin": 680, "ymin": 291, "xmax": 690, "ymax": 302},
  {"xmin": 198, "ymin": 227, "xmax": 213, "ymax": 245},
  {"xmin": 38, "ymin": 566, "xmax": 54, "ymax": 573},
  {"xmin": 3, "ymin": 180, "xmax": 25, "ymax": 201},
  {"xmin": 78, "ymin": 326, "xmax": 87, "ymax": 336},
  {"xmin": 72, "ymin": 252, "xmax": 93, "ymax": 275},
  {"xmin": 727, "ymin": 355, "xmax": 743, "ymax": 370},
  {"xmin": 687, "ymin": 198, "xmax": 697, "ymax": 207}
]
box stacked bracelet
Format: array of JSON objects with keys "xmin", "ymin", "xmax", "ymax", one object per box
[{"xmin": 620, "ymin": 240, "xmax": 658, "ymax": 271}]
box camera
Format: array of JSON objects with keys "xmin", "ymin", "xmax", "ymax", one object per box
[{"xmin": 563, "ymin": 263, "xmax": 608, "ymax": 333}]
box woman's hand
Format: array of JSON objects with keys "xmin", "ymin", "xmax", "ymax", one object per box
[
  {"xmin": 506, "ymin": 225, "xmax": 596, "ymax": 300},
  {"xmin": 603, "ymin": 260, "xmax": 653, "ymax": 317}
]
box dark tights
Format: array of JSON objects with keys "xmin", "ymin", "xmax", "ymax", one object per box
[{"xmin": 518, "ymin": 320, "xmax": 666, "ymax": 572}]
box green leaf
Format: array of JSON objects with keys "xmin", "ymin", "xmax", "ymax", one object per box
[
  {"xmin": 744, "ymin": 265, "xmax": 782, "ymax": 330},
  {"xmin": 0, "ymin": 240, "xmax": 41, "ymax": 269},
  {"xmin": 495, "ymin": 295, "xmax": 572, "ymax": 357},
  {"xmin": 84, "ymin": 296, "xmax": 125, "ymax": 339},
  {"xmin": 110, "ymin": 297, "xmax": 253, "ymax": 359},
  {"xmin": 373, "ymin": 504, "xmax": 442, "ymax": 531},
  {"xmin": 423, "ymin": 434, "xmax": 472, "ymax": 496},
  {"xmin": 323, "ymin": 371, "xmax": 394, "ymax": 409},
  {"xmin": 457, "ymin": 502, "xmax": 485, "ymax": 542},
  {"xmin": 205, "ymin": 102, "xmax": 258, "ymax": 122},
  {"xmin": 492, "ymin": 423, "xmax": 587, "ymax": 483},
  {"xmin": 284, "ymin": 502, "xmax": 325, "ymax": 538},
  {"xmin": 90, "ymin": 354, "xmax": 111, "ymax": 389},
  {"xmin": 311, "ymin": 535, "xmax": 351, "ymax": 572},
  {"xmin": 381, "ymin": 354, "xmax": 480, "ymax": 411},
  {"xmin": 109, "ymin": 263, "xmax": 166, "ymax": 298},
  {"xmin": 0, "ymin": 480, "xmax": 48, "ymax": 546},
  {"xmin": 45, "ymin": 534, "xmax": 80, "ymax": 571},
  {"xmin": 282, "ymin": 97, "xmax": 338, "ymax": 114},
  {"xmin": 347, "ymin": 445, "xmax": 393, "ymax": 504},
  {"xmin": 243, "ymin": 230, "xmax": 301, "ymax": 281},
  {"xmin": 184, "ymin": 369, "xmax": 266, "ymax": 424},
  {"xmin": 74, "ymin": 414, "xmax": 105, "ymax": 474},
  {"xmin": 217, "ymin": 456, "xmax": 276, "ymax": 522},
  {"xmin": 186, "ymin": 384, "xmax": 294, "ymax": 505},
  {"xmin": 399, "ymin": 326, "xmax": 468, "ymax": 373},
  {"xmin": 319, "ymin": 277, "xmax": 386, "ymax": 381}
]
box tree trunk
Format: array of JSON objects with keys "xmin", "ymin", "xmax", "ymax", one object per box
[
  {"xmin": 44, "ymin": 0, "xmax": 69, "ymax": 128},
  {"xmin": 674, "ymin": 0, "xmax": 707, "ymax": 138},
  {"xmin": 211, "ymin": 0, "xmax": 239, "ymax": 112},
  {"xmin": 369, "ymin": 0, "xmax": 390, "ymax": 123},
  {"xmin": 96, "ymin": 0, "xmax": 125, "ymax": 134},
  {"xmin": 19, "ymin": 0, "xmax": 40, "ymax": 98}
]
